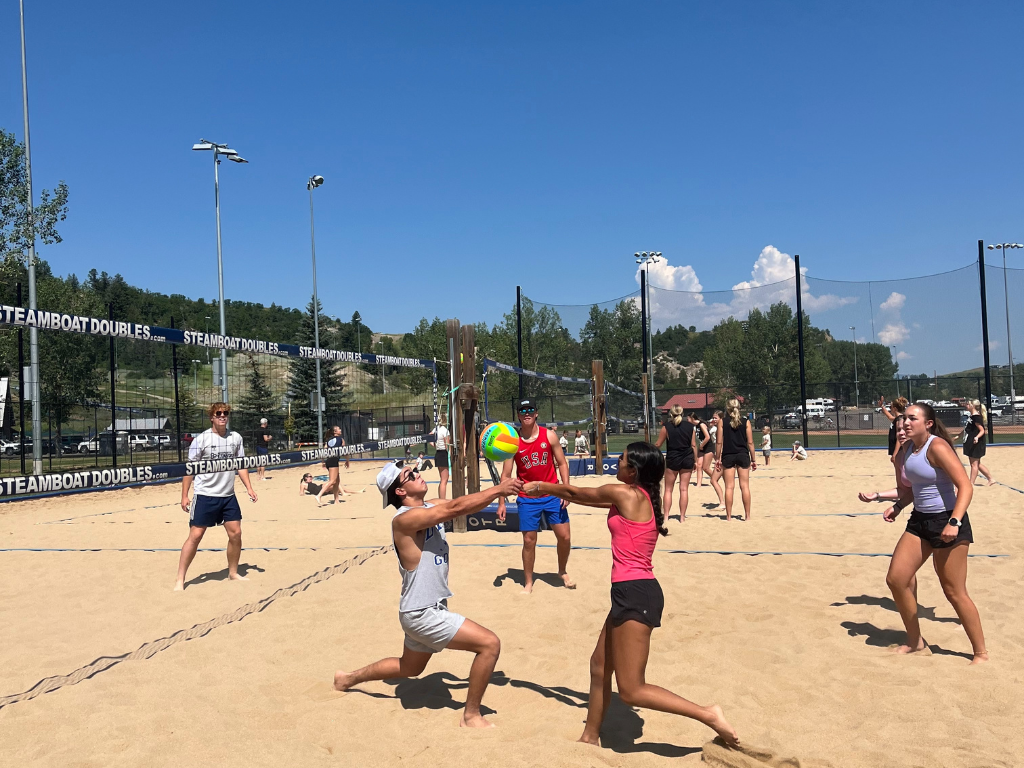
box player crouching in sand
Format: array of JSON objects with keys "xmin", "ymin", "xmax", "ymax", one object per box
[{"xmin": 333, "ymin": 461, "xmax": 523, "ymax": 727}]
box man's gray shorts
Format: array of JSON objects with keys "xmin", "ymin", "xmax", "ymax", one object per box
[{"xmin": 399, "ymin": 600, "xmax": 466, "ymax": 653}]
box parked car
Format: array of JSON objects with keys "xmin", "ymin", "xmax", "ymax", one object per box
[
  {"xmin": 127, "ymin": 434, "xmax": 150, "ymax": 451},
  {"xmin": 0, "ymin": 438, "xmax": 21, "ymax": 456},
  {"xmin": 781, "ymin": 413, "xmax": 802, "ymax": 429},
  {"xmin": 179, "ymin": 433, "xmax": 195, "ymax": 448},
  {"xmin": 623, "ymin": 420, "xmax": 638, "ymax": 433},
  {"xmin": 147, "ymin": 434, "xmax": 171, "ymax": 449},
  {"xmin": 79, "ymin": 437, "xmax": 100, "ymax": 453}
]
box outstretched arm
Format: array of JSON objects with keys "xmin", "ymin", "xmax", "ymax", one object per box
[
  {"xmin": 523, "ymin": 480, "xmax": 627, "ymax": 510},
  {"xmin": 395, "ymin": 476, "xmax": 523, "ymax": 534},
  {"xmin": 496, "ymin": 456, "xmax": 515, "ymax": 520},
  {"xmin": 548, "ymin": 428, "xmax": 572, "ymax": 509}
]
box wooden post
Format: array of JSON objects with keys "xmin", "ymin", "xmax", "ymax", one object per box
[
  {"xmin": 446, "ymin": 319, "xmax": 468, "ymax": 532},
  {"xmin": 592, "ymin": 360, "xmax": 605, "ymax": 475},
  {"xmin": 462, "ymin": 325, "xmax": 481, "ymax": 495}
]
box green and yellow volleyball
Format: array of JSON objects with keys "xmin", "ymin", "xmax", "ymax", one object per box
[{"xmin": 480, "ymin": 422, "xmax": 520, "ymax": 462}]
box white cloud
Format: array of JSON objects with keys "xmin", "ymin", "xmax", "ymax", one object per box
[
  {"xmin": 975, "ymin": 340, "xmax": 1000, "ymax": 351},
  {"xmin": 896, "ymin": 351, "xmax": 912, "ymax": 361},
  {"xmin": 878, "ymin": 323, "xmax": 910, "ymax": 345},
  {"xmin": 880, "ymin": 292, "xmax": 906, "ymax": 312},
  {"xmin": 642, "ymin": 245, "xmax": 859, "ymax": 331}
]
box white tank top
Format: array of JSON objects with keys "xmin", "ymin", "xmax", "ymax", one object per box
[
  {"xmin": 393, "ymin": 503, "xmax": 452, "ymax": 612},
  {"xmin": 434, "ymin": 426, "xmax": 449, "ymax": 451}
]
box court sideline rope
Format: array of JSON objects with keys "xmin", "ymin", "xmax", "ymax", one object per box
[{"xmin": 0, "ymin": 544, "xmax": 389, "ymax": 711}]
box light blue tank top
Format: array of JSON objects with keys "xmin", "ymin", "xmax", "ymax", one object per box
[
  {"xmin": 903, "ymin": 435, "xmax": 957, "ymax": 514},
  {"xmin": 393, "ymin": 503, "xmax": 453, "ymax": 612}
]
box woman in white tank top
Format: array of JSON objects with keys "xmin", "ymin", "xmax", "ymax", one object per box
[{"xmin": 881, "ymin": 404, "xmax": 987, "ymax": 664}]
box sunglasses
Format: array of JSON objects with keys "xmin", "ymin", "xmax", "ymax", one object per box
[
  {"xmin": 518, "ymin": 408, "xmax": 537, "ymax": 415},
  {"xmin": 213, "ymin": 410, "xmax": 230, "ymax": 417},
  {"xmin": 400, "ymin": 468, "xmax": 420, "ymax": 483}
]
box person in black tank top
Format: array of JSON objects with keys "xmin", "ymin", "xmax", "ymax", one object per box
[
  {"xmin": 655, "ymin": 405, "xmax": 698, "ymax": 521},
  {"xmin": 958, "ymin": 399, "xmax": 994, "ymax": 486},
  {"xmin": 716, "ymin": 399, "xmax": 755, "ymax": 521}
]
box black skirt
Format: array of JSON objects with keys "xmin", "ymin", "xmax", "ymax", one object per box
[{"xmin": 964, "ymin": 439, "xmax": 986, "ymax": 459}]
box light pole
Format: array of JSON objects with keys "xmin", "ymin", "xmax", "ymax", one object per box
[
  {"xmin": 204, "ymin": 317, "xmax": 212, "ymax": 363},
  {"xmin": 635, "ymin": 251, "xmax": 662, "ymax": 433},
  {"xmin": 307, "ymin": 174, "xmax": 325, "ymax": 446},
  {"xmin": 379, "ymin": 339, "xmax": 387, "ymax": 395},
  {"xmin": 987, "ymin": 243, "xmax": 1022, "ymax": 424},
  {"xmin": 19, "ymin": 0, "xmax": 42, "ymax": 474},
  {"xmin": 192, "ymin": 140, "xmax": 248, "ymax": 404},
  {"xmin": 850, "ymin": 326, "xmax": 859, "ymax": 409}
]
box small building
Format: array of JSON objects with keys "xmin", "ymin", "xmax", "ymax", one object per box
[
  {"xmin": 105, "ymin": 417, "xmax": 172, "ymax": 434},
  {"xmin": 657, "ymin": 393, "xmax": 744, "ymax": 422}
]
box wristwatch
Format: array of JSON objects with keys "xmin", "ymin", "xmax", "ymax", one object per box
[{"xmin": 948, "ymin": 517, "xmax": 962, "ymax": 528}]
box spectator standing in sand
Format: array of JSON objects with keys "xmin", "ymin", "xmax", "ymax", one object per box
[
  {"xmin": 256, "ymin": 418, "xmax": 272, "ymax": 481},
  {"xmin": 574, "ymin": 429, "xmax": 590, "ymax": 458},
  {"xmin": 760, "ymin": 425, "xmax": 772, "ymax": 467},
  {"xmin": 716, "ymin": 399, "xmax": 755, "ymax": 521}
]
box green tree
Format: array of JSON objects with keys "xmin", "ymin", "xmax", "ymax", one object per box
[
  {"xmin": 239, "ymin": 355, "xmax": 278, "ymax": 415},
  {"xmin": 1, "ymin": 129, "xmax": 69, "ymax": 256}
]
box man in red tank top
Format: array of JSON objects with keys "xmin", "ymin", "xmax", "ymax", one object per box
[{"xmin": 497, "ymin": 398, "xmax": 575, "ymax": 593}]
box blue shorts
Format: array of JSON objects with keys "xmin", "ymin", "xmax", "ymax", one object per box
[
  {"xmin": 256, "ymin": 446, "xmax": 268, "ymax": 456},
  {"xmin": 189, "ymin": 494, "xmax": 243, "ymax": 528},
  {"xmin": 517, "ymin": 495, "xmax": 568, "ymax": 532}
]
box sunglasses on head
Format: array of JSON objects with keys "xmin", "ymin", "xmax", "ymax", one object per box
[{"xmin": 213, "ymin": 410, "xmax": 230, "ymax": 417}]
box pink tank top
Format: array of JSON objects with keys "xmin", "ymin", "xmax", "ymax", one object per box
[{"xmin": 607, "ymin": 487, "xmax": 658, "ymax": 583}]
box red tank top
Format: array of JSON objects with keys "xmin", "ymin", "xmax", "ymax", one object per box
[{"xmin": 514, "ymin": 428, "xmax": 558, "ymax": 497}]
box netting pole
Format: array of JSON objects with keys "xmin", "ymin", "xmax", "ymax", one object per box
[
  {"xmin": 108, "ymin": 303, "xmax": 117, "ymax": 469},
  {"xmin": 794, "ymin": 254, "xmax": 810, "ymax": 448},
  {"xmin": 171, "ymin": 316, "xmax": 183, "ymax": 463},
  {"xmin": 978, "ymin": 241, "xmax": 995, "ymax": 442},
  {"xmin": 16, "ymin": 282, "xmax": 27, "ymax": 475},
  {"xmin": 592, "ymin": 360, "xmax": 605, "ymax": 475},
  {"xmin": 834, "ymin": 382, "xmax": 841, "ymax": 448},
  {"xmin": 446, "ymin": 319, "xmax": 468, "ymax": 533},
  {"xmin": 516, "ymin": 286, "xmax": 524, "ymax": 399},
  {"xmin": 462, "ymin": 325, "xmax": 480, "ymax": 496},
  {"xmin": 640, "ymin": 269, "xmax": 650, "ymax": 441}
]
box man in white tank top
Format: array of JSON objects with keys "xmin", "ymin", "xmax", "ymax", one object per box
[{"xmin": 333, "ymin": 461, "xmax": 522, "ymax": 728}]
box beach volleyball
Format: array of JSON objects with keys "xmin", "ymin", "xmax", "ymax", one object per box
[{"xmin": 480, "ymin": 422, "xmax": 520, "ymax": 462}]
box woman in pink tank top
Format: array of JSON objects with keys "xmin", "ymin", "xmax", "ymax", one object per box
[{"xmin": 523, "ymin": 441, "xmax": 739, "ymax": 748}]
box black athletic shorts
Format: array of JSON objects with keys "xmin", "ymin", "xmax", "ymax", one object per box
[
  {"xmin": 435, "ymin": 450, "xmax": 449, "ymax": 469},
  {"xmin": 324, "ymin": 455, "xmax": 340, "ymax": 469},
  {"xmin": 905, "ymin": 510, "xmax": 973, "ymax": 549},
  {"xmin": 720, "ymin": 452, "xmax": 751, "ymax": 470},
  {"xmin": 609, "ymin": 578, "xmax": 664, "ymax": 628},
  {"xmin": 666, "ymin": 450, "xmax": 695, "ymax": 472}
]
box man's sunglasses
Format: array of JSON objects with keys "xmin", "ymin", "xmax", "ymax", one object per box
[
  {"xmin": 213, "ymin": 410, "xmax": 230, "ymax": 417},
  {"xmin": 518, "ymin": 408, "xmax": 537, "ymax": 415},
  {"xmin": 400, "ymin": 468, "xmax": 420, "ymax": 483}
]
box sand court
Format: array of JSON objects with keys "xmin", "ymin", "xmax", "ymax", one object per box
[{"xmin": 1, "ymin": 449, "xmax": 1022, "ymax": 766}]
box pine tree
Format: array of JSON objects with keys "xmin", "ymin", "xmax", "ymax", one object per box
[
  {"xmin": 239, "ymin": 355, "xmax": 278, "ymax": 415},
  {"xmin": 288, "ymin": 297, "xmax": 350, "ymax": 441}
]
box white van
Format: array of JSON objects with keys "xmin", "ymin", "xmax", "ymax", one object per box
[{"xmin": 797, "ymin": 404, "xmax": 827, "ymax": 419}]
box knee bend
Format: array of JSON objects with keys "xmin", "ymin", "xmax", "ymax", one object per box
[
  {"xmin": 227, "ymin": 531, "xmax": 242, "ymax": 544},
  {"xmin": 885, "ymin": 571, "xmax": 907, "ymax": 592},
  {"xmin": 589, "ymin": 652, "xmax": 604, "ymax": 678},
  {"xmin": 617, "ymin": 686, "xmax": 640, "ymax": 707},
  {"xmin": 482, "ymin": 633, "xmax": 501, "ymax": 659}
]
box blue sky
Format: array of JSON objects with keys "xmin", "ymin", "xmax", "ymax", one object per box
[{"xmin": 3, "ymin": 1, "xmax": 1023, "ymax": 343}]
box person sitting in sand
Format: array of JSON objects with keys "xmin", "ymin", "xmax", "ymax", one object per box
[
  {"xmin": 299, "ymin": 473, "xmax": 323, "ymax": 497},
  {"xmin": 790, "ymin": 441, "xmax": 807, "ymax": 461}
]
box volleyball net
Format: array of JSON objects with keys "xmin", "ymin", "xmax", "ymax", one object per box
[{"xmin": 481, "ymin": 358, "xmax": 592, "ymax": 428}]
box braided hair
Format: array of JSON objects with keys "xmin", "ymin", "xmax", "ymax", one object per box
[{"xmin": 624, "ymin": 441, "xmax": 668, "ymax": 536}]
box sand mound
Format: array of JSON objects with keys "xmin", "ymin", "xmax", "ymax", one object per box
[{"xmin": 703, "ymin": 739, "xmax": 836, "ymax": 767}]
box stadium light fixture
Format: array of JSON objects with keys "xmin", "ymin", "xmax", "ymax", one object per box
[
  {"xmin": 986, "ymin": 242, "xmax": 1022, "ymax": 424},
  {"xmin": 193, "ymin": 138, "xmax": 248, "ymax": 402}
]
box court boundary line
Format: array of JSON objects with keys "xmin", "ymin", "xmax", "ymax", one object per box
[{"xmin": 0, "ymin": 545, "xmax": 389, "ymax": 711}]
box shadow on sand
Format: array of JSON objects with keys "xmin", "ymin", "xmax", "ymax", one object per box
[{"xmin": 184, "ymin": 562, "xmax": 265, "ymax": 588}]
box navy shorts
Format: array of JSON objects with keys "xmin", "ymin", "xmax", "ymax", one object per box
[
  {"xmin": 190, "ymin": 494, "xmax": 243, "ymax": 528},
  {"xmin": 517, "ymin": 495, "xmax": 568, "ymax": 531},
  {"xmin": 256, "ymin": 446, "xmax": 268, "ymax": 456}
]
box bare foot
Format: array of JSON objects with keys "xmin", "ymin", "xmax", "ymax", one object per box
[
  {"xmin": 229, "ymin": 573, "xmax": 249, "ymax": 582},
  {"xmin": 333, "ymin": 670, "xmax": 356, "ymax": 691},
  {"xmin": 704, "ymin": 704, "xmax": 739, "ymax": 747},
  {"xmin": 577, "ymin": 731, "xmax": 600, "ymax": 746},
  {"xmin": 521, "ymin": 582, "xmax": 534, "ymax": 595},
  {"xmin": 560, "ymin": 573, "xmax": 577, "ymax": 590},
  {"xmin": 460, "ymin": 712, "xmax": 495, "ymax": 728},
  {"xmin": 987, "ymin": 479, "xmax": 996, "ymax": 487},
  {"xmin": 173, "ymin": 581, "xmax": 184, "ymax": 592},
  {"xmin": 895, "ymin": 637, "xmax": 928, "ymax": 654},
  {"xmin": 970, "ymin": 651, "xmax": 989, "ymax": 665}
]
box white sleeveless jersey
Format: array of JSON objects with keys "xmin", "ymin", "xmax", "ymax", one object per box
[
  {"xmin": 393, "ymin": 503, "xmax": 452, "ymax": 612},
  {"xmin": 188, "ymin": 428, "xmax": 245, "ymax": 497}
]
